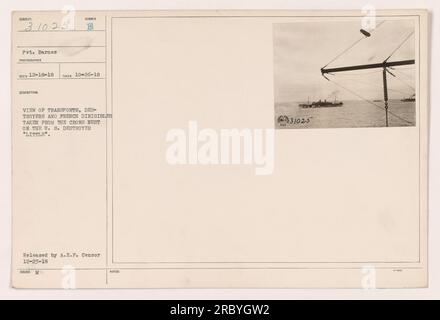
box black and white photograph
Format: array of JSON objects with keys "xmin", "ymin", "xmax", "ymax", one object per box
[{"xmin": 274, "ymin": 19, "xmax": 417, "ymax": 129}]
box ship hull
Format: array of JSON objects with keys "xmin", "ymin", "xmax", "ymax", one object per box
[{"xmin": 300, "ymin": 102, "xmax": 343, "ymax": 108}]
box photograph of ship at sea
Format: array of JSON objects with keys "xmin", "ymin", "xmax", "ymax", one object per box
[{"xmin": 273, "ymin": 19, "xmax": 416, "ymax": 129}]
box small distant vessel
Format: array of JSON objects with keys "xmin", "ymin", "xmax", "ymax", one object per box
[
  {"xmin": 373, "ymin": 99, "xmax": 383, "ymax": 102},
  {"xmin": 299, "ymin": 97, "xmax": 343, "ymax": 108},
  {"xmin": 401, "ymin": 94, "xmax": 415, "ymax": 102}
]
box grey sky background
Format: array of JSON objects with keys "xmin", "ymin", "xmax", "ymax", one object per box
[{"xmin": 273, "ymin": 19, "xmax": 415, "ymax": 103}]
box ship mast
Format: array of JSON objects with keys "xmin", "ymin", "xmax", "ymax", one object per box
[
  {"xmin": 321, "ymin": 59, "xmax": 414, "ymax": 127},
  {"xmin": 320, "ymin": 25, "xmax": 415, "ymax": 127}
]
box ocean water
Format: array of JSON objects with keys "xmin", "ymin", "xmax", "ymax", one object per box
[{"xmin": 275, "ymin": 100, "xmax": 416, "ymax": 129}]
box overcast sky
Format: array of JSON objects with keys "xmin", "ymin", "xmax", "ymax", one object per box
[{"xmin": 273, "ymin": 19, "xmax": 415, "ymax": 103}]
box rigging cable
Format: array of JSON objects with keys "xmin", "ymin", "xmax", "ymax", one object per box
[
  {"xmin": 339, "ymin": 75, "xmax": 414, "ymax": 96},
  {"xmin": 392, "ymin": 67, "xmax": 415, "ymax": 82},
  {"xmin": 360, "ymin": 81, "xmax": 413, "ymax": 96},
  {"xmin": 390, "ymin": 73, "xmax": 416, "ymax": 91},
  {"xmin": 322, "ymin": 37, "xmax": 365, "ymax": 69},
  {"xmin": 386, "ymin": 31, "xmax": 416, "ymax": 91},
  {"xmin": 328, "ymin": 76, "xmax": 414, "ymax": 125},
  {"xmin": 322, "ymin": 21, "xmax": 386, "ymax": 69},
  {"xmin": 385, "ymin": 30, "xmax": 415, "ymax": 61}
]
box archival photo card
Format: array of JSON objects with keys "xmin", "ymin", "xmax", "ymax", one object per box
[{"xmin": 11, "ymin": 10, "xmax": 428, "ymax": 289}]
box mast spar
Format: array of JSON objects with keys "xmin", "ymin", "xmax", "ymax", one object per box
[{"xmin": 321, "ymin": 59, "xmax": 415, "ymax": 127}]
